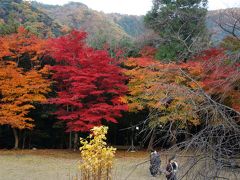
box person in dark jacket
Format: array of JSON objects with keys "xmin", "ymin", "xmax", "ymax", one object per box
[
  {"xmin": 149, "ymin": 150, "xmax": 161, "ymax": 176},
  {"xmin": 166, "ymin": 156, "xmax": 178, "ymax": 180}
]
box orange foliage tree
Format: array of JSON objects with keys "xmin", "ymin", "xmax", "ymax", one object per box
[
  {"xmin": 123, "ymin": 48, "xmax": 239, "ymax": 148},
  {"xmin": 122, "ymin": 51, "xmax": 202, "ymax": 147},
  {"xmin": 0, "ymin": 26, "xmax": 46, "ymax": 67},
  {"xmin": 123, "ymin": 57, "xmax": 201, "ymax": 124},
  {"xmin": 0, "ymin": 27, "xmax": 50, "ymax": 149}
]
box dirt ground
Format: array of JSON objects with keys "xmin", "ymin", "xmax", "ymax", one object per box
[{"xmin": 0, "ymin": 150, "xmax": 239, "ymax": 180}]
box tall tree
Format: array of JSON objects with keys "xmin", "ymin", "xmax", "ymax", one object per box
[
  {"xmin": 182, "ymin": 48, "xmax": 240, "ymax": 112},
  {"xmin": 122, "ymin": 48, "xmax": 202, "ymax": 148},
  {"xmin": 0, "ymin": 62, "xmax": 50, "ymax": 149},
  {"xmin": 217, "ymin": 9, "xmax": 240, "ymax": 62},
  {"xmin": 0, "ymin": 27, "xmax": 50, "ymax": 149},
  {"xmin": 48, "ymin": 30, "xmax": 128, "ymax": 133},
  {"xmin": 145, "ymin": 0, "xmax": 209, "ymax": 61}
]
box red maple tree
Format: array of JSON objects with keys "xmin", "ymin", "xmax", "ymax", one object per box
[
  {"xmin": 182, "ymin": 48, "xmax": 240, "ymax": 111},
  {"xmin": 48, "ymin": 30, "xmax": 128, "ymax": 132}
]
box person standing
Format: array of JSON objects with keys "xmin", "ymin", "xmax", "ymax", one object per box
[
  {"xmin": 166, "ymin": 156, "xmax": 178, "ymax": 180},
  {"xmin": 149, "ymin": 150, "xmax": 161, "ymax": 177}
]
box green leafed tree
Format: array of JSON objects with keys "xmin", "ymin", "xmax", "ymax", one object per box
[{"xmin": 145, "ymin": 0, "xmax": 209, "ymax": 61}]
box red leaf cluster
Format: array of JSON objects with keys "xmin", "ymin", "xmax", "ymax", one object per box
[
  {"xmin": 183, "ymin": 48, "xmax": 240, "ymax": 111},
  {"xmin": 48, "ymin": 30, "xmax": 128, "ymax": 132}
]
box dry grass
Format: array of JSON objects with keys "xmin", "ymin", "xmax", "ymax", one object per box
[
  {"xmin": 0, "ymin": 149, "xmax": 153, "ymax": 180},
  {"xmin": 0, "ymin": 149, "xmax": 238, "ymax": 180}
]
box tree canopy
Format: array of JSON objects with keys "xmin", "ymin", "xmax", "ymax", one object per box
[
  {"xmin": 145, "ymin": 0, "xmax": 209, "ymax": 61},
  {"xmin": 48, "ymin": 30, "xmax": 128, "ymax": 132}
]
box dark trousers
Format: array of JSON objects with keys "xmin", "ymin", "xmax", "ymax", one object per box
[{"xmin": 166, "ymin": 173, "xmax": 177, "ymax": 180}]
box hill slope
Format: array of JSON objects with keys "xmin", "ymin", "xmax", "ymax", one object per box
[
  {"xmin": 207, "ymin": 8, "xmax": 240, "ymax": 43},
  {"xmin": 32, "ymin": 2, "xmax": 133, "ymax": 48},
  {"xmin": 33, "ymin": 2, "xmax": 240, "ymax": 44},
  {"xmin": 108, "ymin": 13, "xmax": 146, "ymax": 38},
  {"xmin": 33, "ymin": 2, "xmax": 146, "ymax": 38},
  {"xmin": 0, "ymin": 0, "xmax": 62, "ymax": 37},
  {"xmin": 2, "ymin": 1, "xmax": 239, "ymax": 44}
]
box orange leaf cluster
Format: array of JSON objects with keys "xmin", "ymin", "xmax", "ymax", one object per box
[
  {"xmin": 0, "ymin": 27, "xmax": 50, "ymax": 129},
  {"xmin": 182, "ymin": 48, "xmax": 240, "ymax": 112},
  {"xmin": 123, "ymin": 57, "xmax": 202, "ymax": 127},
  {"xmin": 0, "ymin": 26, "xmax": 46, "ymax": 65}
]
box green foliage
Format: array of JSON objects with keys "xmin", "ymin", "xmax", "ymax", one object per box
[
  {"xmin": 221, "ymin": 36, "xmax": 240, "ymax": 62},
  {"xmin": 155, "ymin": 40, "xmax": 186, "ymax": 61},
  {"xmin": 0, "ymin": 0, "xmax": 62, "ymax": 37},
  {"xmin": 33, "ymin": 2, "xmax": 129, "ymax": 42},
  {"xmin": 0, "ymin": 15, "xmax": 19, "ymax": 35},
  {"xmin": 145, "ymin": 0, "xmax": 209, "ymax": 61},
  {"xmin": 109, "ymin": 14, "xmax": 146, "ymax": 37}
]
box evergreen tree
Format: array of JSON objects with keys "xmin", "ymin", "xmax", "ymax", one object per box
[{"xmin": 145, "ymin": 0, "xmax": 209, "ymax": 61}]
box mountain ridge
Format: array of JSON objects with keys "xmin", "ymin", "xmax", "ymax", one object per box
[
  {"xmin": 0, "ymin": 0, "xmax": 62, "ymax": 37},
  {"xmin": 32, "ymin": 1, "xmax": 240, "ymax": 43},
  {"xmin": 1, "ymin": 1, "xmax": 239, "ymax": 44}
]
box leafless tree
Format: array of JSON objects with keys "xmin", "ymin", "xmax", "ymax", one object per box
[
  {"xmin": 214, "ymin": 8, "xmax": 240, "ymax": 62},
  {"xmin": 134, "ymin": 66, "xmax": 240, "ymax": 179},
  {"xmin": 216, "ymin": 8, "xmax": 240, "ymax": 40}
]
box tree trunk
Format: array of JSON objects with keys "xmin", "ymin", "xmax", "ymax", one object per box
[
  {"xmin": 28, "ymin": 135, "xmax": 32, "ymax": 149},
  {"xmin": 69, "ymin": 131, "xmax": 72, "ymax": 150},
  {"xmin": 148, "ymin": 128, "xmax": 156, "ymax": 151},
  {"xmin": 60, "ymin": 131, "xmax": 64, "ymax": 149},
  {"xmin": 22, "ymin": 130, "xmax": 26, "ymax": 149},
  {"xmin": 170, "ymin": 129, "xmax": 177, "ymax": 147},
  {"xmin": 13, "ymin": 128, "xmax": 19, "ymax": 149},
  {"xmin": 73, "ymin": 132, "xmax": 78, "ymax": 151},
  {"xmin": 184, "ymin": 125, "xmax": 191, "ymax": 141}
]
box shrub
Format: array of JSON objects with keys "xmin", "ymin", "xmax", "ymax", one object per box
[{"xmin": 79, "ymin": 126, "xmax": 116, "ymax": 180}]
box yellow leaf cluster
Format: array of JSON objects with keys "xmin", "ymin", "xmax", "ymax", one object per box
[{"xmin": 79, "ymin": 126, "xmax": 116, "ymax": 180}]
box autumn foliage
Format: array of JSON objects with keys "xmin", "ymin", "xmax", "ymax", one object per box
[
  {"xmin": 123, "ymin": 56, "xmax": 201, "ymax": 128},
  {"xmin": 0, "ymin": 27, "xmax": 50, "ymax": 148},
  {"xmin": 0, "ymin": 27, "xmax": 50, "ymax": 127},
  {"xmin": 48, "ymin": 30, "xmax": 128, "ymax": 132},
  {"xmin": 0, "ymin": 62, "xmax": 50, "ymax": 129},
  {"xmin": 123, "ymin": 48, "xmax": 240, "ymax": 129},
  {"xmin": 80, "ymin": 126, "xmax": 116, "ymax": 180},
  {"xmin": 0, "ymin": 26, "xmax": 239, "ymax": 150},
  {"xmin": 182, "ymin": 48, "xmax": 240, "ymax": 111},
  {"xmin": 0, "ymin": 26, "xmax": 46, "ymax": 66}
]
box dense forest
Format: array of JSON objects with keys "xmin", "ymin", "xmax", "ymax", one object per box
[
  {"xmin": 0, "ymin": 0, "xmax": 240, "ymax": 179},
  {"xmin": 0, "ymin": 0, "xmax": 239, "ymax": 164}
]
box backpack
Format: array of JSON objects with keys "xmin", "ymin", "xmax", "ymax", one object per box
[{"xmin": 171, "ymin": 161, "xmax": 178, "ymax": 173}]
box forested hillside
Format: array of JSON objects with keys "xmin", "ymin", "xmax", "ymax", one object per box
[
  {"xmin": 0, "ymin": 0, "xmax": 62, "ymax": 37},
  {"xmin": 207, "ymin": 8, "xmax": 240, "ymax": 42},
  {"xmin": 32, "ymin": 1, "xmax": 240, "ymax": 43},
  {"xmin": 32, "ymin": 2, "xmax": 146, "ymax": 38},
  {"xmin": 1, "ymin": 1, "xmax": 238, "ymax": 43},
  {"xmin": 108, "ymin": 13, "xmax": 146, "ymax": 37},
  {"xmin": 32, "ymin": 2, "xmax": 133, "ymax": 48}
]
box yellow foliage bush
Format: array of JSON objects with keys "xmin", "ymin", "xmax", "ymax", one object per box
[{"xmin": 79, "ymin": 126, "xmax": 116, "ymax": 180}]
